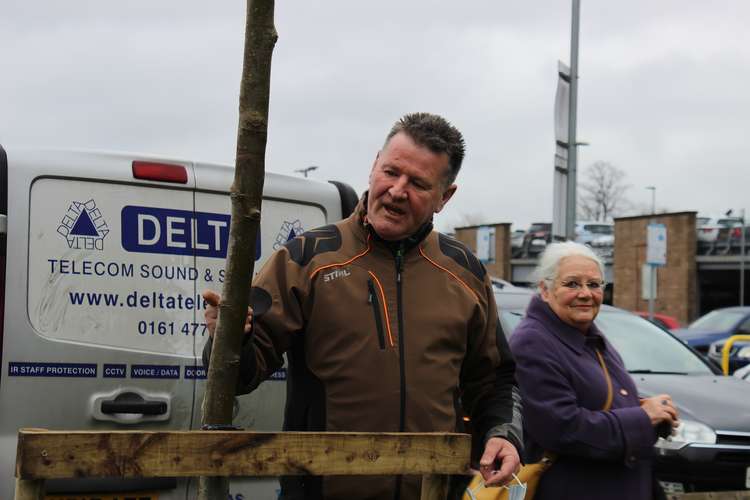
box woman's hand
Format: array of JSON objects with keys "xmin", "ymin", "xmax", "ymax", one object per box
[{"xmin": 640, "ymin": 394, "xmax": 679, "ymax": 428}]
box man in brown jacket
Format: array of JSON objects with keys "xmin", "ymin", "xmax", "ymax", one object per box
[{"xmin": 203, "ymin": 112, "xmax": 523, "ymax": 500}]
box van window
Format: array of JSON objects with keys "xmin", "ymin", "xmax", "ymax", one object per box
[{"xmin": 583, "ymin": 224, "xmax": 613, "ymax": 235}]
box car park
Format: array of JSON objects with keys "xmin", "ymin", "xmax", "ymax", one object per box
[
  {"xmin": 672, "ymin": 306, "xmax": 750, "ymax": 357},
  {"xmin": 494, "ymin": 288, "xmax": 750, "ymax": 494},
  {"xmin": 0, "ymin": 146, "xmax": 358, "ymax": 500}
]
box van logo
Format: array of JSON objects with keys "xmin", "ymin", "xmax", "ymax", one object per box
[
  {"xmin": 57, "ymin": 199, "xmax": 110, "ymax": 250},
  {"xmin": 273, "ymin": 220, "xmax": 304, "ymax": 250},
  {"xmin": 121, "ymin": 205, "xmax": 254, "ymax": 259}
]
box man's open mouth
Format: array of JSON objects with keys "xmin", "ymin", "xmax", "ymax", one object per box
[{"xmin": 384, "ymin": 204, "xmax": 406, "ymax": 216}]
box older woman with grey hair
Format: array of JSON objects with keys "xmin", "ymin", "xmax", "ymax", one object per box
[{"xmin": 508, "ymin": 241, "xmax": 678, "ymax": 500}]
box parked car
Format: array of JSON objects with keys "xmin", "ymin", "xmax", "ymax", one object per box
[
  {"xmin": 575, "ymin": 221, "xmax": 614, "ymax": 258},
  {"xmin": 708, "ymin": 338, "xmax": 750, "ymax": 373},
  {"xmin": 734, "ymin": 363, "xmax": 750, "ymax": 381},
  {"xmin": 714, "ymin": 223, "xmax": 750, "ymax": 255},
  {"xmin": 633, "ymin": 311, "xmax": 682, "ymax": 331},
  {"xmin": 520, "ymin": 222, "xmax": 552, "ymax": 257},
  {"xmin": 510, "ymin": 229, "xmax": 526, "ymax": 258},
  {"xmin": 672, "ymin": 306, "xmax": 750, "ymax": 357},
  {"xmin": 696, "ymin": 215, "xmax": 744, "ymax": 255},
  {"xmin": 490, "ymin": 277, "xmax": 534, "ymax": 309},
  {"xmin": 575, "ymin": 221, "xmax": 614, "ymax": 245},
  {"xmin": 494, "ymin": 289, "xmax": 750, "ymax": 493}
]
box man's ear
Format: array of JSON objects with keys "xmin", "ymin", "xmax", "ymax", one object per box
[{"xmin": 434, "ymin": 184, "xmax": 457, "ymax": 213}]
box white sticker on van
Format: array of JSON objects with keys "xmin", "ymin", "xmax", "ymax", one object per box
[{"xmin": 29, "ymin": 179, "xmax": 327, "ymax": 356}]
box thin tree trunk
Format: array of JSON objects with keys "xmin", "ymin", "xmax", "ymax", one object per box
[{"xmin": 198, "ymin": 1, "xmax": 276, "ymax": 498}]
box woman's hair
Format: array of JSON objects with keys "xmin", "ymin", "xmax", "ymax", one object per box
[{"xmin": 530, "ymin": 241, "xmax": 605, "ymax": 288}]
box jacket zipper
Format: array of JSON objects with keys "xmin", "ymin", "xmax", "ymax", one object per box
[
  {"xmin": 395, "ymin": 244, "xmax": 406, "ymax": 433},
  {"xmin": 394, "ymin": 244, "xmax": 406, "ymax": 500},
  {"xmin": 367, "ymin": 278, "xmax": 386, "ymax": 350}
]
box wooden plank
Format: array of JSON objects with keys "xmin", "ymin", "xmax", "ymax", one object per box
[
  {"xmin": 420, "ymin": 474, "xmax": 448, "ymax": 500},
  {"xmin": 669, "ymin": 493, "xmax": 750, "ymax": 500},
  {"xmin": 16, "ymin": 429, "xmax": 471, "ymax": 480},
  {"xmin": 13, "ymin": 479, "xmax": 44, "ymax": 500}
]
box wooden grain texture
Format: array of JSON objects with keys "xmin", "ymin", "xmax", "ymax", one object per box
[
  {"xmin": 16, "ymin": 430, "xmax": 471, "ymax": 480},
  {"xmin": 420, "ymin": 474, "xmax": 449, "ymax": 500},
  {"xmin": 14, "ymin": 479, "xmax": 43, "ymax": 500},
  {"xmin": 669, "ymin": 493, "xmax": 750, "ymax": 500}
]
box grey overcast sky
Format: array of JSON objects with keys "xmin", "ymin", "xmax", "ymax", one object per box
[{"xmin": 2, "ymin": 1, "xmax": 748, "ymax": 232}]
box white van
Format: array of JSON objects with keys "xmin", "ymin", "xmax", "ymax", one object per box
[{"xmin": 0, "ymin": 146, "xmax": 358, "ymax": 499}]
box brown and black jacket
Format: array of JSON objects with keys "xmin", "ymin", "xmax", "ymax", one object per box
[{"xmin": 203, "ymin": 198, "xmax": 523, "ymax": 500}]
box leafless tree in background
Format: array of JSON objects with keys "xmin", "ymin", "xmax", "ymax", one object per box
[
  {"xmin": 577, "ymin": 161, "xmax": 631, "ymax": 221},
  {"xmin": 453, "ymin": 212, "xmax": 488, "ymax": 229}
]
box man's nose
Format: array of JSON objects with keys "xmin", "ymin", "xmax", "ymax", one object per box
[{"xmin": 388, "ymin": 176, "xmax": 409, "ymax": 199}]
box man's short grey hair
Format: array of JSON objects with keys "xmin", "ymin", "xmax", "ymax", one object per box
[
  {"xmin": 384, "ymin": 112, "xmax": 465, "ymax": 186},
  {"xmin": 530, "ymin": 241, "xmax": 606, "ymax": 288}
]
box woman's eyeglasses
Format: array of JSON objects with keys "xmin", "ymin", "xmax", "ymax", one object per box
[{"xmin": 558, "ymin": 279, "xmax": 606, "ymax": 292}]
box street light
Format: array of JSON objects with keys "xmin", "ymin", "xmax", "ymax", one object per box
[
  {"xmin": 564, "ymin": 0, "xmax": 582, "ymax": 242},
  {"xmin": 645, "ymin": 186, "xmax": 656, "ymax": 215},
  {"xmin": 294, "ymin": 165, "xmax": 318, "ymax": 178},
  {"xmin": 741, "ymin": 208, "xmax": 746, "ymax": 306}
]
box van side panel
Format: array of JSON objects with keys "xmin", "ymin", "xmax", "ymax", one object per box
[
  {"xmin": 0, "ymin": 151, "xmax": 351, "ymax": 500},
  {"xmin": 0, "ymin": 146, "xmax": 7, "ymax": 378},
  {"xmin": 0, "ymin": 151, "xmax": 195, "ymax": 499}
]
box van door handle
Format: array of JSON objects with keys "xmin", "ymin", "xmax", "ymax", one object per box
[
  {"xmin": 92, "ymin": 389, "xmax": 171, "ymax": 422},
  {"xmin": 98, "ymin": 390, "xmax": 169, "ymax": 416},
  {"xmin": 101, "ymin": 400, "xmax": 167, "ymax": 415}
]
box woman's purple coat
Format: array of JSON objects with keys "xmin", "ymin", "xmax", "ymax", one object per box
[{"xmin": 509, "ymin": 295, "xmax": 657, "ymax": 500}]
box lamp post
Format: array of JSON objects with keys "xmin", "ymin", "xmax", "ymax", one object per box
[
  {"xmin": 645, "ymin": 186, "xmax": 657, "ymax": 321},
  {"xmin": 564, "ymin": 0, "xmax": 582, "ymax": 241},
  {"xmin": 294, "ymin": 165, "xmax": 318, "ymax": 178},
  {"xmin": 741, "ymin": 208, "xmax": 746, "ymax": 306},
  {"xmin": 645, "ymin": 186, "xmax": 656, "ymax": 215}
]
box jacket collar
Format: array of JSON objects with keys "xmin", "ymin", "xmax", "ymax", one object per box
[
  {"xmin": 525, "ymin": 294, "xmax": 606, "ymax": 354},
  {"xmin": 353, "ymin": 191, "xmax": 434, "ymax": 253}
]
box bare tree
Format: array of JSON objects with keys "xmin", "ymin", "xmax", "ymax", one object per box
[
  {"xmin": 198, "ymin": 1, "xmax": 277, "ymax": 499},
  {"xmin": 577, "ymin": 161, "xmax": 631, "ymax": 221},
  {"xmin": 453, "ymin": 211, "xmax": 488, "ymax": 229}
]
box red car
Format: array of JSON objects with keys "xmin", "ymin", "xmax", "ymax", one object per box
[{"xmin": 633, "ymin": 311, "xmax": 681, "ymax": 331}]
